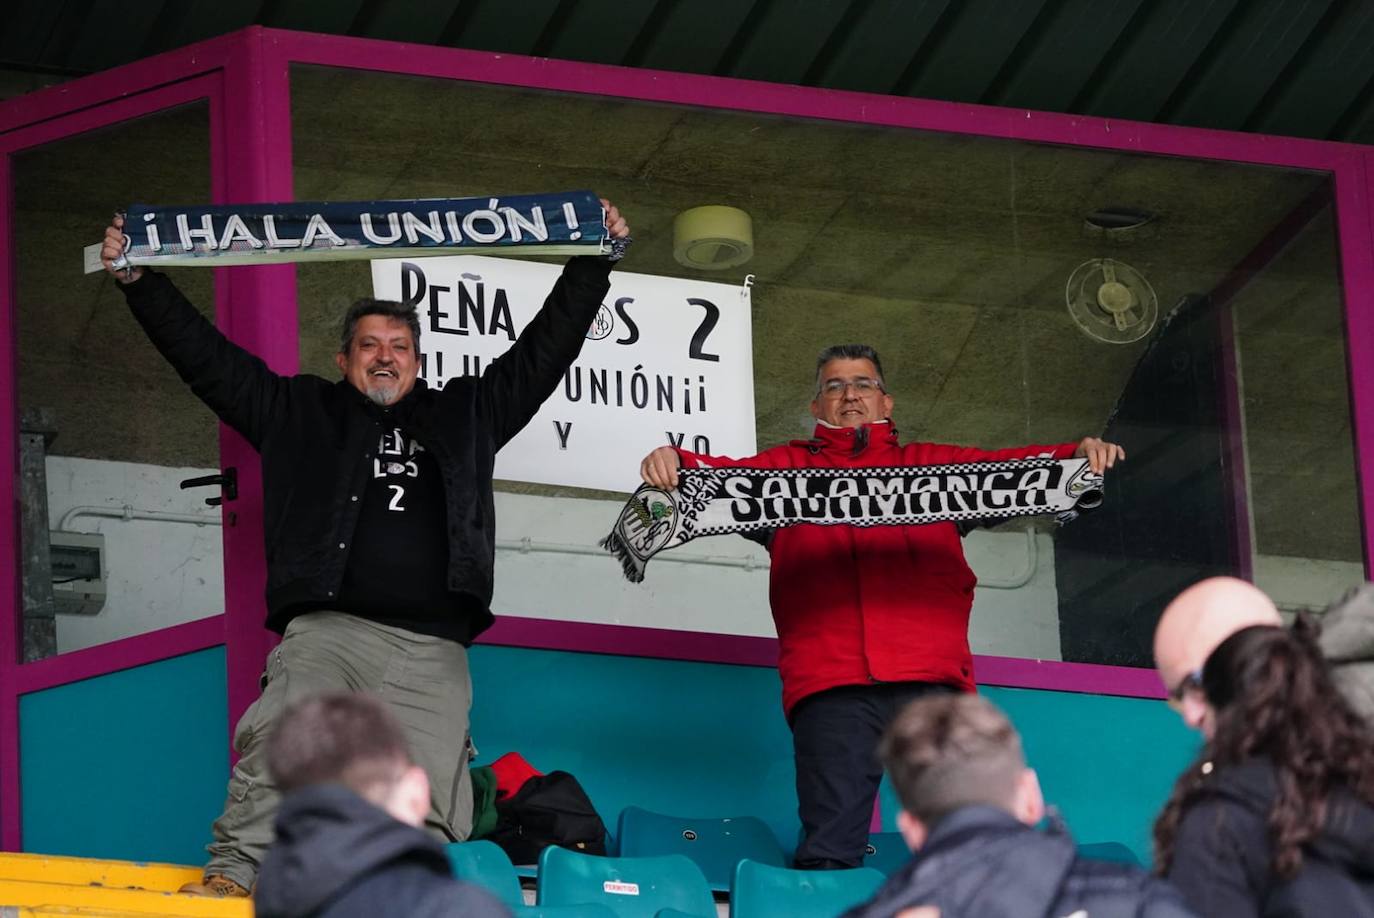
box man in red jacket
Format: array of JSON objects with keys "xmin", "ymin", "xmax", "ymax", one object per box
[{"xmin": 639, "ymin": 343, "xmax": 1124, "ymax": 869}]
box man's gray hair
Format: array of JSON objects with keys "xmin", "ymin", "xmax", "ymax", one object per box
[
  {"xmin": 815, "ymin": 344, "xmax": 886, "ymax": 393},
  {"xmin": 880, "ymin": 694, "xmax": 1026, "ymax": 827},
  {"xmin": 339, "ymin": 298, "xmax": 421, "ymax": 355}
]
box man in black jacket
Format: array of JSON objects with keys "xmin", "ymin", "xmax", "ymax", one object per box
[
  {"xmin": 842, "ymin": 694, "xmax": 1195, "ymax": 918},
  {"xmin": 254, "ymin": 691, "xmax": 510, "ymax": 918},
  {"xmin": 101, "ymin": 201, "xmax": 629, "ymax": 897}
]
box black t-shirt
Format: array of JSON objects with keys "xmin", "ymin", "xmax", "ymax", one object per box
[{"xmin": 335, "ymin": 424, "xmax": 470, "ymax": 642}]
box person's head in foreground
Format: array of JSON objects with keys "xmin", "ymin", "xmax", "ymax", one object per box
[
  {"xmin": 268, "ymin": 690, "xmax": 430, "ymax": 827},
  {"xmin": 255, "ymin": 692, "xmax": 511, "ymax": 918},
  {"xmin": 842, "ymin": 693, "xmax": 1194, "ymax": 918},
  {"xmin": 1153, "ymin": 576, "xmax": 1283, "ymax": 736},
  {"xmin": 1153, "ymin": 612, "xmax": 1374, "ymax": 881},
  {"xmin": 882, "ymin": 692, "xmax": 1042, "ymax": 851}
]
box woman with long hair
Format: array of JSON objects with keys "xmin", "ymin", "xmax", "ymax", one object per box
[{"xmin": 1154, "ymin": 614, "xmax": 1374, "ymax": 916}]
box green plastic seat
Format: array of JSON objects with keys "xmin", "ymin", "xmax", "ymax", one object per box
[
  {"xmin": 1077, "ymin": 841, "xmax": 1142, "ymax": 865},
  {"xmin": 537, "ymin": 845, "xmax": 715, "ymax": 918},
  {"xmin": 616, "ymin": 805, "xmax": 786, "ymax": 891},
  {"xmin": 730, "ymin": 858, "xmax": 886, "ymax": 918},
  {"xmin": 447, "ymin": 841, "xmax": 619, "ymax": 917},
  {"xmin": 863, "ymin": 831, "xmax": 912, "ymax": 876}
]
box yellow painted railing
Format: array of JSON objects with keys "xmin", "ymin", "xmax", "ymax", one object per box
[{"xmin": 0, "ymin": 853, "xmax": 250, "ymax": 917}]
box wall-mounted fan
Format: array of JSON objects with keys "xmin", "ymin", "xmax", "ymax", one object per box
[{"xmin": 1065, "ymin": 258, "xmax": 1158, "ymax": 344}]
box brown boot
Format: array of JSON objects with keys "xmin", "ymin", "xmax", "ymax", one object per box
[{"xmin": 179, "ymin": 874, "xmax": 251, "ymax": 897}]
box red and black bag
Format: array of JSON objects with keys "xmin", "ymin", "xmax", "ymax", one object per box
[{"xmin": 486, "ymin": 770, "xmax": 608, "ymax": 864}]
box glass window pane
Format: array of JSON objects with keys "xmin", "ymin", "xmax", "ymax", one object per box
[
  {"xmin": 290, "ymin": 65, "xmax": 1363, "ymax": 668},
  {"xmin": 1235, "ymin": 213, "xmax": 1361, "ymax": 604},
  {"xmin": 14, "ymin": 102, "xmax": 220, "ymax": 660}
]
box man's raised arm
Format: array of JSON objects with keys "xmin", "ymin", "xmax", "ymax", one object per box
[
  {"xmin": 102, "ymin": 214, "xmax": 288, "ymax": 450},
  {"xmin": 479, "ymin": 198, "xmax": 630, "ymax": 448}
]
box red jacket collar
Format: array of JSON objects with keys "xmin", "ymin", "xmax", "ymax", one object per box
[{"xmin": 791, "ymin": 421, "xmax": 898, "ymax": 453}]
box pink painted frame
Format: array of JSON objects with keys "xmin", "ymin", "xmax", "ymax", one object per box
[
  {"xmin": 0, "ymin": 72, "xmax": 234, "ymax": 852},
  {"xmin": 263, "ymin": 25, "xmax": 1374, "ymax": 694},
  {"xmin": 0, "ymin": 32, "xmax": 296, "ymax": 850},
  {"xmin": 3, "ymin": 24, "xmax": 1374, "ymax": 847}
]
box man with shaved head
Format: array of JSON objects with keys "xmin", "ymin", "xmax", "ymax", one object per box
[{"xmin": 1153, "ymin": 576, "xmax": 1282, "ymax": 734}]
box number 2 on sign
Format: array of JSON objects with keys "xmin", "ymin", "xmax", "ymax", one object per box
[{"xmin": 388, "ymin": 485, "xmax": 406, "ymax": 511}]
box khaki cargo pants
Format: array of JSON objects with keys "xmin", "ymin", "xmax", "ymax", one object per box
[{"xmin": 205, "ymin": 611, "xmax": 474, "ymax": 889}]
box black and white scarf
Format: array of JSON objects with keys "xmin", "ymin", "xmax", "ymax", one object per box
[{"xmin": 602, "ymin": 457, "xmax": 1103, "ymax": 583}]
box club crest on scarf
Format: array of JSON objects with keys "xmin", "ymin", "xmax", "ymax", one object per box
[{"xmin": 615, "ymin": 487, "xmax": 680, "ymax": 562}]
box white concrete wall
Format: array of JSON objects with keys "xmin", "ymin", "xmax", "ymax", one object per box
[
  {"xmin": 1254, "ymin": 554, "xmax": 1365, "ymax": 615},
  {"xmin": 42, "ymin": 457, "xmax": 1366, "ymax": 659},
  {"xmin": 967, "ymin": 530, "xmax": 1064, "ymax": 659},
  {"xmin": 46, "ymin": 456, "xmax": 223, "ymax": 654},
  {"xmin": 491, "ymin": 493, "xmax": 1065, "ymax": 660},
  {"xmin": 43, "ymin": 457, "xmax": 1065, "ymax": 658}
]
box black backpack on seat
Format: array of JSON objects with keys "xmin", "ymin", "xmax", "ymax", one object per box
[{"xmin": 486, "ymin": 770, "xmax": 608, "ymax": 864}]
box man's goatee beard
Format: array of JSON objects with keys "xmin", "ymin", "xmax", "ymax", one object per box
[{"xmin": 365, "ymin": 384, "xmax": 398, "ymax": 406}]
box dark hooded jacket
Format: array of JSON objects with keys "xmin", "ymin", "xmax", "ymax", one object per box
[
  {"xmin": 841, "ymin": 806, "xmax": 1195, "ymax": 918},
  {"xmin": 255, "ymin": 784, "xmax": 512, "ymax": 918},
  {"xmin": 1166, "ymin": 758, "xmax": 1374, "ymax": 917}
]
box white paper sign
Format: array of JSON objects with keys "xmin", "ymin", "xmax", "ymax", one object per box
[{"xmin": 371, "ymin": 255, "xmax": 756, "ymax": 492}]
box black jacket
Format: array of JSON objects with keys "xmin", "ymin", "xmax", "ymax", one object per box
[
  {"xmin": 1167, "ymin": 759, "xmax": 1374, "ymax": 917},
  {"xmin": 841, "ymin": 806, "xmax": 1196, "ymax": 918},
  {"xmin": 255, "ymin": 784, "xmax": 512, "ymax": 918},
  {"xmin": 120, "ymin": 257, "xmax": 612, "ymax": 638}
]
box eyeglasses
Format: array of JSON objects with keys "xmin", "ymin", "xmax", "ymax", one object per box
[
  {"xmin": 1166, "ymin": 668, "xmax": 1203, "ymax": 712},
  {"xmin": 819, "ymin": 377, "xmax": 885, "ymax": 398}
]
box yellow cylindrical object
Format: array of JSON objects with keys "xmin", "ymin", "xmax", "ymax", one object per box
[{"xmin": 672, "ymin": 206, "xmax": 754, "ymax": 270}]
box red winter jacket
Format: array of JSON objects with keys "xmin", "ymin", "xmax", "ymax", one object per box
[{"xmin": 676, "ymin": 422, "xmax": 1077, "ymax": 716}]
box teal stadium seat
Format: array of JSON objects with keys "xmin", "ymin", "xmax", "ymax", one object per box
[
  {"xmin": 447, "ymin": 840, "xmax": 618, "ymax": 917},
  {"xmin": 863, "ymin": 831, "xmax": 911, "ymax": 876},
  {"xmin": 616, "ymin": 805, "xmax": 786, "ymax": 891},
  {"xmin": 730, "ymin": 859, "xmax": 885, "ymax": 918},
  {"xmin": 526, "ymin": 905, "xmax": 621, "ymax": 917},
  {"xmin": 537, "ymin": 846, "xmax": 716, "ymax": 918},
  {"xmin": 1077, "ymin": 841, "xmax": 1142, "ymax": 866},
  {"xmin": 448, "ymin": 840, "xmax": 525, "ymax": 909}
]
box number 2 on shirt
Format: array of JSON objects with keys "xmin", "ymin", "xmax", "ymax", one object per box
[{"xmin": 388, "ymin": 484, "xmax": 406, "ymax": 511}]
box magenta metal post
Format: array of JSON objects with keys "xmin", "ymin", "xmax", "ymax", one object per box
[
  {"xmin": 261, "ymin": 25, "xmax": 1374, "ymax": 698},
  {"xmin": 214, "ymin": 28, "xmax": 300, "ymax": 747},
  {"xmin": 0, "ymin": 67, "xmax": 234, "ymax": 851},
  {"xmin": 0, "ymin": 142, "xmax": 19, "ymax": 851}
]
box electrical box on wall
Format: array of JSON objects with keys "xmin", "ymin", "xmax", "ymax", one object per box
[{"xmin": 49, "ymin": 530, "xmax": 106, "ymax": 616}]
